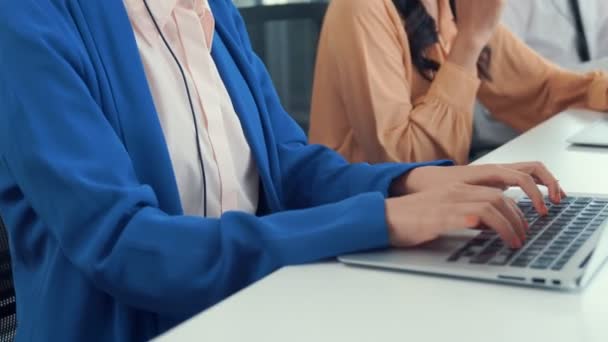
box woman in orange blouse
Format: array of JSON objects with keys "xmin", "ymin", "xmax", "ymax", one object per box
[{"xmin": 308, "ymin": 0, "xmax": 608, "ymax": 165}]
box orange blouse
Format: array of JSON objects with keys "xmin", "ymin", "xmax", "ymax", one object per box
[{"xmin": 308, "ymin": 0, "xmax": 608, "ymax": 165}]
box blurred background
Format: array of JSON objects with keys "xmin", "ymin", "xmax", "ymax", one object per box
[
  {"xmin": 233, "ymin": 0, "xmax": 608, "ymax": 136},
  {"xmin": 234, "ymin": 0, "xmax": 329, "ymax": 131}
]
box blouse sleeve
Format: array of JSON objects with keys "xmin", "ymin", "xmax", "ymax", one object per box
[{"xmin": 478, "ymin": 25, "xmax": 608, "ymax": 132}]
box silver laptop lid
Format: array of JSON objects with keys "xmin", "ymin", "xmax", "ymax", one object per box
[{"xmin": 567, "ymin": 119, "xmax": 608, "ymax": 147}]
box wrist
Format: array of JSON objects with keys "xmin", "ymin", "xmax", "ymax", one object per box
[
  {"xmin": 391, "ymin": 167, "xmax": 429, "ymax": 196},
  {"xmin": 403, "ymin": 167, "xmax": 426, "ymax": 194},
  {"xmin": 448, "ymin": 33, "xmax": 486, "ymax": 73},
  {"xmin": 389, "ymin": 174, "xmax": 408, "ymax": 197},
  {"xmin": 454, "ymin": 31, "xmax": 488, "ymax": 52}
]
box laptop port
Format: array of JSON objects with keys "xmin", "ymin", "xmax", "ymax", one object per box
[
  {"xmin": 552, "ymin": 280, "xmax": 562, "ymax": 286},
  {"xmin": 532, "ymin": 278, "xmax": 546, "ymax": 285},
  {"xmin": 497, "ymin": 275, "xmax": 525, "ymax": 282}
]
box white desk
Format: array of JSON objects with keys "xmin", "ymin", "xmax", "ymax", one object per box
[
  {"xmin": 156, "ymin": 110, "xmax": 608, "ymax": 342},
  {"xmin": 159, "ymin": 113, "xmax": 608, "ymax": 342}
]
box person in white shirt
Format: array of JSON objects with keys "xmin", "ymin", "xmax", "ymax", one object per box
[
  {"xmin": 472, "ymin": 0, "xmax": 608, "ymax": 157},
  {"xmin": 502, "ymin": 0, "xmax": 608, "ymax": 66}
]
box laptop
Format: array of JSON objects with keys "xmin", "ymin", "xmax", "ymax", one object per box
[
  {"xmin": 567, "ymin": 119, "xmax": 608, "ymax": 147},
  {"xmin": 339, "ymin": 194, "xmax": 608, "ymax": 290}
]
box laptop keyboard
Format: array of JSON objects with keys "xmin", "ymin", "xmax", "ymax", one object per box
[{"xmin": 447, "ymin": 197, "xmax": 608, "ymax": 270}]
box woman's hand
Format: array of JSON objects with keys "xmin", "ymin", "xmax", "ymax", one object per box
[
  {"xmin": 386, "ymin": 183, "xmax": 528, "ymax": 249},
  {"xmin": 453, "ymin": 0, "xmax": 506, "ymax": 48},
  {"xmin": 448, "ymin": 0, "xmax": 505, "ymax": 74},
  {"xmin": 393, "ymin": 162, "xmax": 565, "ymax": 215}
]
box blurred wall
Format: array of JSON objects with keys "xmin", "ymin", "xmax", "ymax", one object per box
[{"xmin": 233, "ymin": 0, "xmax": 327, "ymax": 131}]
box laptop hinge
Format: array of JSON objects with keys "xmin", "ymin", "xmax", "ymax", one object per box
[{"xmin": 579, "ymin": 223, "xmax": 608, "ymax": 286}]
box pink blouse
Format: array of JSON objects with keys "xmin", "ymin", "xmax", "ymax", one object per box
[{"xmin": 123, "ymin": 0, "xmax": 259, "ymax": 217}]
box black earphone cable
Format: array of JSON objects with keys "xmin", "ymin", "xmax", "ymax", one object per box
[{"xmin": 142, "ymin": 0, "xmax": 208, "ymax": 217}]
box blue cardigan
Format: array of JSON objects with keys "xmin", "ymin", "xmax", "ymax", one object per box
[{"xmin": 0, "ymin": 0, "xmax": 446, "ymax": 340}]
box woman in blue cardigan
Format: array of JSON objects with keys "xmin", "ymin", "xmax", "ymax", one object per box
[{"xmin": 0, "ymin": 0, "xmax": 562, "ymax": 341}]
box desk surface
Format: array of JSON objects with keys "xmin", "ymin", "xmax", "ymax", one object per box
[{"xmin": 157, "ymin": 108, "xmax": 608, "ymax": 342}]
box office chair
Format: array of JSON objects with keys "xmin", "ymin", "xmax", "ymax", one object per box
[
  {"xmin": 238, "ymin": 2, "xmax": 329, "ymax": 132},
  {"xmin": 0, "ymin": 217, "xmax": 16, "ymax": 342}
]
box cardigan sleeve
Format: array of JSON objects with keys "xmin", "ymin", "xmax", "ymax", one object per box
[{"xmin": 0, "ymin": 0, "xmax": 398, "ymax": 319}]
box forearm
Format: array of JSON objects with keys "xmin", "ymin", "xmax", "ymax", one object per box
[
  {"xmin": 47, "ymin": 191, "xmax": 392, "ymax": 318},
  {"xmin": 367, "ymin": 62, "xmax": 480, "ymax": 165},
  {"xmin": 478, "ymin": 27, "xmax": 608, "ymax": 131}
]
